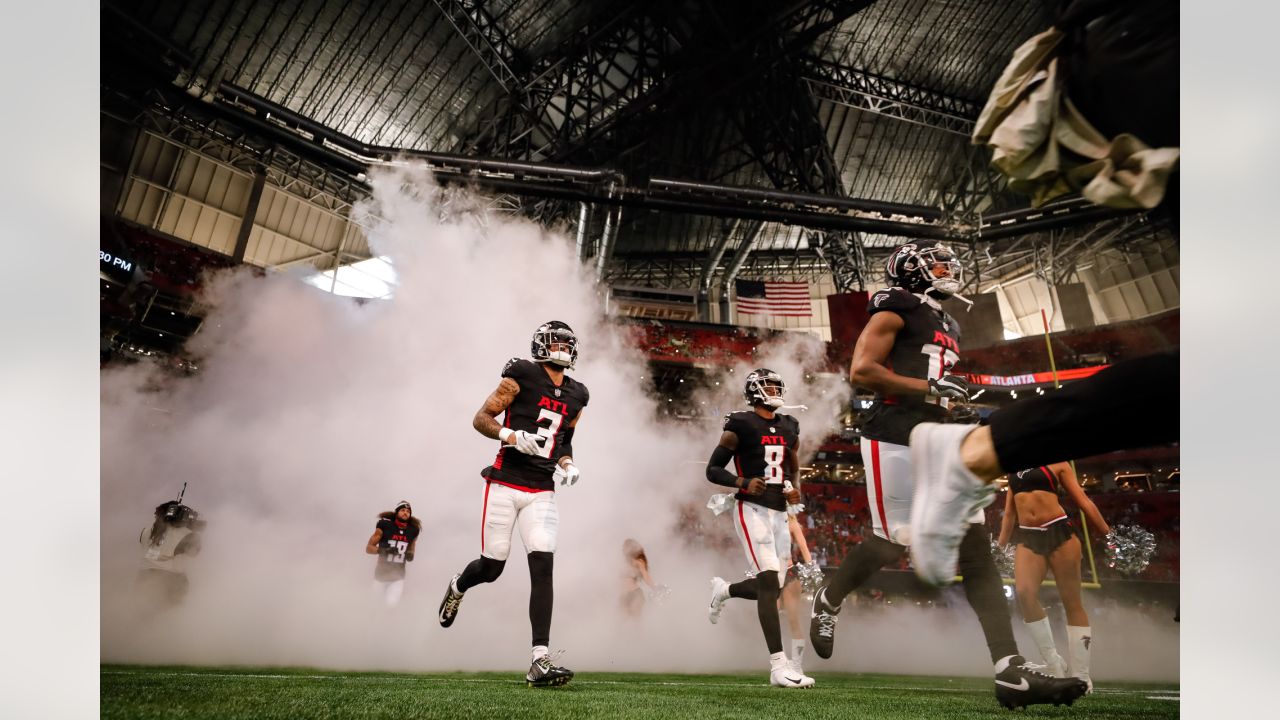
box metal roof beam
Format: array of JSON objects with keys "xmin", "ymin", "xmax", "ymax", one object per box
[
  {"xmin": 801, "ymin": 57, "xmax": 981, "ymax": 137},
  {"xmin": 431, "ymin": 0, "xmax": 524, "ymax": 92}
]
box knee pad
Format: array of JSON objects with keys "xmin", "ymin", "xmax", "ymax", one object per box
[{"xmin": 527, "ymin": 551, "xmax": 554, "ymax": 583}]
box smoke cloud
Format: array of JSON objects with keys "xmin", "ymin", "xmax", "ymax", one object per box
[{"xmin": 101, "ymin": 164, "xmax": 1176, "ymax": 682}]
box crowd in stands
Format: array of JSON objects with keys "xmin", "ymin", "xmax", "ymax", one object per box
[{"xmin": 626, "ymin": 319, "xmax": 789, "ymax": 367}]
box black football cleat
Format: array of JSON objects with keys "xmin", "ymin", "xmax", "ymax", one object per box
[
  {"xmin": 438, "ymin": 574, "xmax": 464, "ymax": 628},
  {"xmin": 808, "ymin": 586, "xmax": 841, "ymax": 659},
  {"xmin": 995, "ymin": 656, "xmax": 1089, "ymax": 710},
  {"xmin": 526, "ymin": 656, "xmax": 574, "ymax": 688}
]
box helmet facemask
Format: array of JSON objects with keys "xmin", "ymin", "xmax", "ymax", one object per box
[
  {"xmin": 531, "ymin": 322, "xmax": 578, "ymax": 369},
  {"xmin": 745, "ymin": 369, "xmax": 787, "ymax": 408},
  {"xmin": 917, "ymin": 246, "xmax": 963, "ymax": 297}
]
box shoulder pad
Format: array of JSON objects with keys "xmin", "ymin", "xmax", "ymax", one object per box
[
  {"xmin": 868, "ymin": 287, "xmax": 922, "ymax": 315},
  {"xmin": 501, "ymin": 357, "xmax": 530, "ymax": 379}
]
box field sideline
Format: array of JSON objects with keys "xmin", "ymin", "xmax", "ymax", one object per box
[{"xmin": 102, "ymin": 665, "xmax": 1179, "ymax": 719}]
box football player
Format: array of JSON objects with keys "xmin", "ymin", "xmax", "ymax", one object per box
[
  {"xmin": 437, "ymin": 321, "xmax": 588, "ymax": 688},
  {"xmin": 365, "ymin": 500, "xmax": 420, "ymax": 607},
  {"xmin": 137, "ymin": 499, "xmax": 204, "ymax": 610},
  {"xmin": 806, "ymin": 241, "xmax": 1088, "ymax": 709},
  {"xmin": 998, "ymin": 463, "xmax": 1110, "ymax": 692},
  {"xmin": 705, "ymin": 369, "xmax": 815, "ymax": 689}
]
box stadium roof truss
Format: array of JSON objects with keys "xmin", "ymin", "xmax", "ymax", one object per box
[{"xmin": 102, "ymin": 0, "xmax": 1168, "ymax": 297}]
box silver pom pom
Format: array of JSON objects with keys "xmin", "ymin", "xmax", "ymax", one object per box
[
  {"xmin": 794, "ymin": 561, "xmax": 825, "ymax": 596},
  {"xmin": 990, "ymin": 539, "xmax": 1015, "ymax": 577},
  {"xmin": 646, "ymin": 584, "xmax": 671, "ymax": 604},
  {"xmin": 1104, "ymin": 524, "xmax": 1157, "ymax": 575}
]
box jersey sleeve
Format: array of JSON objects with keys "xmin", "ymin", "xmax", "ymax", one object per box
[
  {"xmin": 868, "ymin": 287, "xmax": 921, "ymax": 316},
  {"xmin": 500, "ymin": 357, "xmax": 536, "ymax": 383},
  {"xmin": 722, "ymin": 412, "xmax": 750, "ymax": 437}
]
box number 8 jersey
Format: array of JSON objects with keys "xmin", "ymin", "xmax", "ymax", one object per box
[
  {"xmin": 481, "ymin": 357, "xmax": 590, "ymax": 492},
  {"xmin": 724, "ymin": 411, "xmax": 800, "ymax": 512},
  {"xmin": 860, "ymin": 287, "xmax": 961, "ymax": 445}
]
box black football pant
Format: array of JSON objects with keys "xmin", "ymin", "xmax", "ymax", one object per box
[
  {"xmin": 989, "ymin": 351, "xmax": 1178, "ymax": 472},
  {"xmin": 825, "ymin": 528, "xmax": 1017, "ymax": 664}
]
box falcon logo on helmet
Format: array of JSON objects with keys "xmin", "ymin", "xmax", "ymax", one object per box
[
  {"xmin": 531, "ymin": 320, "xmax": 578, "ymax": 369},
  {"xmin": 744, "ymin": 368, "xmax": 786, "ymax": 409},
  {"xmin": 884, "ymin": 240, "xmax": 963, "ymax": 297}
]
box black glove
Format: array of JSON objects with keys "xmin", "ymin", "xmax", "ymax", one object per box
[
  {"xmin": 928, "ymin": 374, "xmax": 970, "ymax": 401},
  {"xmin": 405, "ymin": 550, "xmax": 415, "ymax": 562}
]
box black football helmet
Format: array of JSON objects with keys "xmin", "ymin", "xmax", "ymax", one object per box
[
  {"xmin": 531, "ymin": 320, "xmax": 578, "ymax": 369},
  {"xmin": 884, "ymin": 240, "xmax": 963, "ymax": 297},
  {"xmin": 744, "ymin": 368, "xmax": 786, "ymax": 408}
]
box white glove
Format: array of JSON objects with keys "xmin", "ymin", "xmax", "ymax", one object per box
[
  {"xmin": 503, "ymin": 429, "xmax": 544, "ymax": 455},
  {"xmin": 927, "ymin": 374, "xmax": 970, "ymax": 401},
  {"xmin": 553, "ymin": 461, "xmax": 580, "ymax": 486}
]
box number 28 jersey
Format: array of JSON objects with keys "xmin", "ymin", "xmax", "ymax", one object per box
[
  {"xmin": 724, "ymin": 410, "xmax": 800, "ymax": 512},
  {"xmin": 482, "ymin": 358, "xmax": 590, "ymax": 492},
  {"xmin": 860, "ymin": 287, "xmax": 961, "ymax": 445}
]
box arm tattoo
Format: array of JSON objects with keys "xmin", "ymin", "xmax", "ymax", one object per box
[{"xmin": 473, "ymin": 378, "xmax": 520, "ymax": 439}]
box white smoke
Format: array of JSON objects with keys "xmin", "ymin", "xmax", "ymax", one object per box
[{"xmin": 101, "ymin": 163, "xmax": 1176, "ymax": 682}]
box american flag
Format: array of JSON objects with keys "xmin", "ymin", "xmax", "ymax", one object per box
[{"xmin": 734, "ymin": 280, "xmax": 812, "ymax": 317}]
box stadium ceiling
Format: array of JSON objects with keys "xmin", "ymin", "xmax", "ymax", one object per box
[{"xmin": 102, "ymin": 0, "xmax": 1167, "ymax": 293}]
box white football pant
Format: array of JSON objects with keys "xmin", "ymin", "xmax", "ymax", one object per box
[
  {"xmin": 480, "ymin": 482, "xmax": 559, "ymax": 561},
  {"xmin": 862, "ymin": 438, "xmax": 985, "ymax": 546},
  {"xmin": 374, "ymin": 579, "xmax": 404, "ymax": 607},
  {"xmin": 732, "ymin": 499, "xmax": 791, "ymax": 584}
]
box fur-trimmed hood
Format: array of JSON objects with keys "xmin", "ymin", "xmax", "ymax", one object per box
[{"xmin": 378, "ymin": 511, "xmax": 421, "ymax": 530}]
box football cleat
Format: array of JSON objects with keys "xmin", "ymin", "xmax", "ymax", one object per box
[
  {"xmin": 994, "ymin": 656, "xmax": 1090, "ymax": 709},
  {"xmin": 708, "ymin": 576, "xmax": 730, "ymax": 625},
  {"xmin": 526, "ymin": 655, "xmax": 574, "ymax": 688},
  {"xmin": 908, "ymin": 423, "xmax": 995, "ymax": 586},
  {"xmin": 769, "ymin": 664, "xmax": 815, "ymax": 689},
  {"xmin": 809, "ymin": 586, "xmax": 841, "ymax": 659},
  {"xmin": 438, "ymin": 574, "xmax": 464, "ymax": 628}
]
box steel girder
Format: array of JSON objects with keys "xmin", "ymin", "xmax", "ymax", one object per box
[
  {"xmin": 131, "ymin": 99, "xmax": 368, "ymax": 217},
  {"xmin": 801, "ymin": 57, "xmax": 980, "ymax": 138},
  {"xmin": 454, "ymin": 1, "xmax": 877, "ymax": 164},
  {"xmin": 431, "ymin": 0, "xmax": 524, "ymax": 93},
  {"xmin": 605, "ymin": 250, "xmax": 834, "ymax": 288},
  {"xmin": 734, "ymin": 58, "xmax": 869, "ymax": 292}
]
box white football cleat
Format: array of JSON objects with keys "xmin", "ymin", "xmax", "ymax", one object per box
[
  {"xmin": 770, "ymin": 664, "xmax": 815, "ymax": 689},
  {"xmin": 908, "ymin": 423, "xmax": 995, "ymax": 586},
  {"xmin": 708, "ymin": 576, "xmax": 730, "ymax": 624}
]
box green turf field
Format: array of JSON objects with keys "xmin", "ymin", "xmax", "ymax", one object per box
[{"xmin": 101, "ymin": 665, "xmax": 1179, "ymax": 719}]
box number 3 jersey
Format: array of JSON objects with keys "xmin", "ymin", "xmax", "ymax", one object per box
[
  {"xmin": 724, "ymin": 410, "xmax": 800, "ymax": 512},
  {"xmin": 860, "ymin": 287, "xmax": 961, "ymax": 446},
  {"xmin": 481, "ymin": 357, "xmax": 590, "ymax": 492},
  {"xmin": 374, "ymin": 514, "xmax": 421, "ymax": 582}
]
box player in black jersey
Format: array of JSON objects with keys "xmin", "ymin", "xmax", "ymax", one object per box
[
  {"xmin": 437, "ymin": 321, "xmax": 588, "ymax": 688},
  {"xmin": 998, "ymin": 463, "xmax": 1110, "ymax": 692},
  {"xmin": 808, "ymin": 241, "xmax": 1088, "ymax": 709},
  {"xmin": 365, "ymin": 500, "xmax": 421, "ymax": 607},
  {"xmin": 705, "ymin": 369, "xmax": 814, "ymax": 689}
]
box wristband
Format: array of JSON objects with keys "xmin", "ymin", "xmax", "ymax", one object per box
[{"xmin": 498, "ymin": 427, "xmax": 514, "ymax": 443}]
